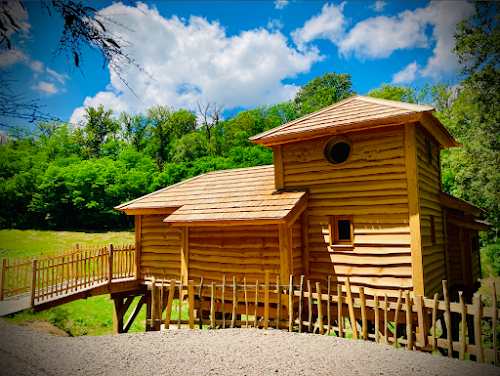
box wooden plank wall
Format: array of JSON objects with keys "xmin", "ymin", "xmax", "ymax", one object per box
[
  {"xmin": 415, "ymin": 125, "xmax": 446, "ymax": 297},
  {"xmin": 448, "ymin": 223, "xmax": 463, "ymax": 286},
  {"xmin": 292, "ymin": 218, "xmax": 303, "ymax": 277},
  {"xmin": 140, "ymin": 215, "xmax": 181, "ymax": 280},
  {"xmin": 188, "ymin": 224, "xmax": 281, "ymax": 302},
  {"xmin": 282, "ymin": 125, "xmax": 413, "ymax": 297},
  {"xmin": 471, "ymin": 230, "xmax": 481, "ymax": 283}
]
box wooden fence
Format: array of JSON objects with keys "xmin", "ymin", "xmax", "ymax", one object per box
[
  {"xmin": 147, "ymin": 273, "xmax": 500, "ymax": 366},
  {"xmin": 0, "ymin": 243, "xmax": 135, "ymax": 303}
]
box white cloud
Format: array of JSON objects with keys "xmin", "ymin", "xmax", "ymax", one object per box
[
  {"xmin": 291, "ymin": 2, "xmax": 347, "ymax": 49},
  {"xmin": 368, "ymin": 1, "xmax": 387, "ymax": 12},
  {"xmin": 392, "ymin": 61, "xmax": 419, "ymax": 84},
  {"xmin": 46, "ymin": 68, "xmax": 70, "ymax": 84},
  {"xmin": 0, "ymin": 50, "xmax": 29, "ymax": 67},
  {"xmin": 69, "ymin": 3, "xmax": 322, "ymax": 124},
  {"xmin": 267, "ymin": 19, "xmax": 283, "ymax": 31},
  {"xmin": 293, "ymin": 1, "xmax": 474, "ymax": 82},
  {"xmin": 31, "ymin": 81, "xmax": 58, "ymax": 95},
  {"xmin": 30, "ymin": 60, "xmax": 43, "ymax": 72},
  {"xmin": 274, "ymin": 1, "xmax": 289, "ymax": 10}
]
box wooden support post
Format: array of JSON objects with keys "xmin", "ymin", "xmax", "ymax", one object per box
[
  {"xmin": 474, "ymin": 294, "xmax": 483, "ymax": 363},
  {"xmin": 134, "ymin": 216, "xmax": 141, "ymax": 280},
  {"xmin": 493, "ymin": 282, "xmax": 498, "ymax": 367},
  {"xmin": 307, "ymin": 279, "xmax": 313, "ymax": 333},
  {"xmin": 1, "ymin": 258, "xmax": 6, "ymax": 301},
  {"xmin": 393, "ymin": 290, "xmax": 402, "ymax": 347},
  {"xmin": 359, "ymin": 287, "xmax": 367, "ymax": 340},
  {"xmin": 113, "ymin": 297, "xmax": 125, "ymax": 334},
  {"xmin": 222, "ymin": 274, "xmax": 226, "ymax": 329},
  {"xmin": 231, "ymin": 276, "xmax": 237, "ymax": 328},
  {"xmin": 458, "ymin": 292, "xmax": 466, "ymax": 360},
  {"xmin": 276, "ymin": 275, "xmax": 281, "ymax": 330},
  {"xmin": 288, "ymin": 275, "xmax": 293, "ymax": 332},
  {"xmin": 416, "ymin": 295, "xmax": 427, "ymax": 348},
  {"xmin": 211, "ymin": 282, "xmax": 216, "ymax": 329},
  {"xmin": 244, "ymin": 278, "xmax": 249, "ymax": 328},
  {"xmin": 316, "ymin": 282, "xmax": 324, "ymax": 335},
  {"xmin": 29, "ymin": 260, "xmax": 37, "ymax": 308},
  {"xmin": 298, "ymin": 275, "xmax": 304, "ymax": 333},
  {"xmin": 264, "ymin": 271, "xmax": 270, "ymax": 330},
  {"xmin": 188, "ymin": 280, "xmax": 195, "ymax": 329},
  {"xmin": 178, "ymin": 278, "xmax": 182, "ymax": 329},
  {"xmin": 278, "ymin": 225, "xmax": 291, "ymax": 285},
  {"xmin": 273, "ymin": 144, "xmax": 284, "ymax": 190},
  {"xmin": 345, "ymin": 278, "xmax": 358, "ymax": 340},
  {"xmin": 108, "ymin": 243, "xmax": 114, "ymax": 289},
  {"xmin": 432, "ymin": 293, "xmax": 438, "ymax": 352},
  {"xmin": 254, "ymin": 280, "xmax": 259, "ymax": 329},
  {"xmin": 198, "ymin": 276, "xmax": 204, "ymax": 329},
  {"xmin": 124, "ymin": 296, "xmax": 146, "ymax": 333},
  {"xmin": 337, "ymin": 284, "xmax": 344, "ymax": 338},
  {"xmin": 384, "ymin": 293, "xmax": 389, "ymax": 345},
  {"xmin": 375, "ymin": 294, "xmax": 380, "ymax": 343},
  {"xmin": 442, "ymin": 280, "xmax": 453, "ymax": 357},
  {"xmin": 165, "ymin": 279, "xmax": 176, "ymax": 329},
  {"xmin": 405, "ymin": 291, "xmax": 413, "ymax": 350},
  {"xmin": 327, "ymin": 276, "xmax": 331, "ymax": 336}
]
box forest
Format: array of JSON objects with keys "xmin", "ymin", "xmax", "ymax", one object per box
[{"xmin": 0, "ymin": 2, "xmax": 498, "ymax": 271}]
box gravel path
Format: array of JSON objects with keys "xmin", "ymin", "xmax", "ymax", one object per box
[{"xmin": 1, "ymin": 319, "xmax": 499, "ymax": 376}]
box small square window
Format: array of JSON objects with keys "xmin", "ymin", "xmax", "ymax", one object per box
[{"xmin": 329, "ymin": 215, "xmax": 353, "ymax": 247}]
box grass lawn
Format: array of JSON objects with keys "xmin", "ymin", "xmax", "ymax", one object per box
[
  {"xmin": 0, "ymin": 229, "xmax": 134, "ymax": 259},
  {"xmin": 1, "ymin": 229, "xmax": 140, "ymax": 336}
]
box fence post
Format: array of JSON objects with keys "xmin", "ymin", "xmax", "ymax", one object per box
[
  {"xmin": 0, "ymin": 258, "xmax": 6, "ymax": 301},
  {"xmin": 108, "ymin": 243, "xmax": 114, "ymax": 289},
  {"xmin": 473, "ymin": 294, "xmax": 484, "ymax": 363},
  {"xmin": 29, "ymin": 259, "xmax": 37, "ymax": 308}
]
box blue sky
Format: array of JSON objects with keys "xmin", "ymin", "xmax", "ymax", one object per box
[{"xmin": 1, "ymin": 1, "xmax": 474, "ymax": 129}]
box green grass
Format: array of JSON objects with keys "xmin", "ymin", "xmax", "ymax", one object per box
[{"xmin": 0, "ymin": 229, "xmax": 134, "ymax": 259}]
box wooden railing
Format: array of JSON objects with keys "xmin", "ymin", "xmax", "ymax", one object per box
[
  {"xmin": 0, "ymin": 243, "xmax": 135, "ymax": 303},
  {"xmin": 147, "ymin": 273, "xmax": 500, "ymax": 366}
]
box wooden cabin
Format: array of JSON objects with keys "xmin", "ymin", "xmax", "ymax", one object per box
[{"xmin": 115, "ymin": 95, "xmax": 489, "ymax": 301}]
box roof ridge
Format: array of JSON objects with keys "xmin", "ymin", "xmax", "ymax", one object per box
[
  {"xmin": 205, "ymin": 164, "xmax": 274, "ymax": 175},
  {"xmin": 356, "ymin": 95, "xmax": 434, "ymax": 112},
  {"xmin": 249, "ymin": 95, "xmax": 359, "ymax": 141}
]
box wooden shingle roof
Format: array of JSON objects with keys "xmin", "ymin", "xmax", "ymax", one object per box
[
  {"xmin": 249, "ymin": 95, "xmax": 458, "ymax": 148},
  {"xmin": 115, "ymin": 165, "xmax": 307, "ymax": 226}
]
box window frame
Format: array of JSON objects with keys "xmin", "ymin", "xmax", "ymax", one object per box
[
  {"xmin": 323, "ymin": 136, "xmax": 353, "ymax": 167},
  {"xmin": 329, "ymin": 215, "xmax": 354, "ymax": 247}
]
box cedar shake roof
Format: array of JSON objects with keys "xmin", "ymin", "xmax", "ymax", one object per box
[
  {"xmin": 249, "ymin": 95, "xmax": 459, "ymax": 148},
  {"xmin": 115, "ymin": 165, "xmax": 307, "ymax": 225}
]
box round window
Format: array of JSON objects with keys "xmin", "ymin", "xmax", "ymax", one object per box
[{"xmin": 324, "ymin": 137, "xmax": 352, "ymax": 165}]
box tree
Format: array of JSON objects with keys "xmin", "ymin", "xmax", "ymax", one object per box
[
  {"xmin": 120, "ymin": 112, "xmax": 149, "ymax": 152},
  {"xmin": 74, "ymin": 105, "xmax": 118, "ymax": 159},
  {"xmin": 294, "ymin": 72, "xmax": 356, "ymax": 115},
  {"xmin": 196, "ymin": 100, "xmax": 225, "ymax": 156},
  {"xmin": 366, "ymin": 83, "xmax": 431, "ymax": 105}
]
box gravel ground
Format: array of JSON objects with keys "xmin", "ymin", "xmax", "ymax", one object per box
[{"xmin": 1, "ymin": 319, "xmax": 499, "ymax": 376}]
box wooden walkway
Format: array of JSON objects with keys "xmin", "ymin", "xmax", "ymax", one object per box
[{"xmin": 0, "ymin": 277, "xmax": 140, "ymax": 317}]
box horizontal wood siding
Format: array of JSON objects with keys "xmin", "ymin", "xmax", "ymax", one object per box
[
  {"xmin": 448, "ymin": 223, "xmax": 463, "ymax": 286},
  {"xmin": 292, "ymin": 218, "xmax": 303, "ymax": 277},
  {"xmin": 471, "ymin": 230, "xmax": 481, "ymax": 282},
  {"xmin": 140, "ymin": 215, "xmax": 181, "ymax": 279},
  {"xmin": 188, "ymin": 224, "xmax": 281, "ymax": 303},
  {"xmin": 282, "ymin": 125, "xmax": 413, "ymax": 296},
  {"xmin": 415, "ymin": 125, "xmax": 446, "ymax": 297}
]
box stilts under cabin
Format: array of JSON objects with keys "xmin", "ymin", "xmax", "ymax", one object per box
[{"xmin": 115, "ymin": 95, "xmax": 490, "ymax": 305}]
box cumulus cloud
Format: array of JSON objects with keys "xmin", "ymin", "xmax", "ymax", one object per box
[
  {"xmin": 267, "ymin": 19, "xmax": 284, "ymax": 31},
  {"xmin": 46, "ymin": 68, "xmax": 70, "ymax": 84},
  {"xmin": 293, "ymin": 1, "xmax": 473, "ymax": 82},
  {"xmin": 368, "ymin": 1, "xmax": 387, "ymax": 12},
  {"xmin": 30, "ymin": 60, "xmax": 43, "ymax": 72},
  {"xmin": 274, "ymin": 1, "xmax": 289, "ymax": 10},
  {"xmin": 31, "ymin": 81, "xmax": 58, "ymax": 95},
  {"xmin": 69, "ymin": 3, "xmax": 322, "ymax": 124},
  {"xmin": 392, "ymin": 61, "xmax": 419, "ymax": 84},
  {"xmin": 0, "ymin": 50, "xmax": 29, "ymax": 67},
  {"xmin": 291, "ymin": 2, "xmax": 347, "ymax": 49}
]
